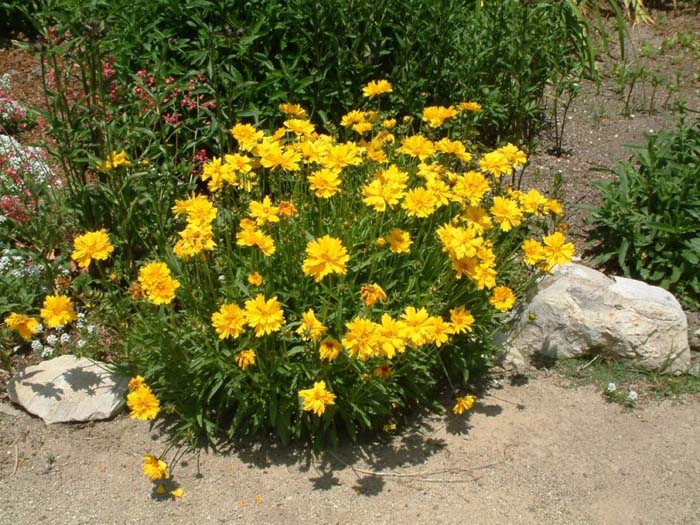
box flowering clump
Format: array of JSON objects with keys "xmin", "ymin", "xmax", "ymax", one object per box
[{"xmin": 123, "ymin": 84, "xmax": 573, "ymax": 445}]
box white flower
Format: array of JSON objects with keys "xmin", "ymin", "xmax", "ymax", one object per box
[
  {"xmin": 606, "ymin": 383, "xmax": 617, "ymax": 392},
  {"xmin": 35, "ymin": 324, "xmax": 44, "ymax": 333},
  {"xmin": 87, "ymin": 324, "xmax": 96, "ymax": 334},
  {"xmin": 41, "ymin": 347, "xmax": 54, "ymax": 358},
  {"xmin": 77, "ymin": 339, "xmax": 86, "ymax": 349},
  {"xmin": 60, "ymin": 333, "xmax": 71, "ymax": 344},
  {"xmin": 46, "ymin": 334, "xmax": 58, "ymax": 346},
  {"xmin": 31, "ymin": 340, "xmax": 43, "ymax": 353},
  {"xmin": 627, "ymin": 391, "xmax": 638, "ymax": 402}
]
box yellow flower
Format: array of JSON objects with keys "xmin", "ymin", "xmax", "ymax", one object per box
[
  {"xmin": 171, "ymin": 488, "xmax": 185, "ymax": 498},
  {"xmin": 97, "ymin": 150, "xmax": 130, "ymax": 171},
  {"xmin": 422, "ymin": 105, "xmax": 458, "ymax": 128},
  {"xmin": 352, "ymin": 121, "xmax": 373, "ymax": 135},
  {"xmin": 362, "ymin": 79, "xmax": 393, "ymax": 98},
  {"xmin": 71, "ymin": 230, "xmax": 114, "ymax": 269},
  {"xmin": 201, "ymin": 157, "xmax": 225, "ymax": 191},
  {"xmin": 402, "ymin": 187, "xmax": 437, "ymax": 218},
  {"xmin": 340, "ymin": 109, "xmax": 366, "ymax": 127},
  {"xmin": 386, "ymin": 228, "xmax": 412, "ymax": 254},
  {"xmin": 138, "ymin": 262, "xmax": 180, "ymax": 305},
  {"xmin": 244, "ymin": 294, "xmax": 285, "ymax": 337},
  {"xmin": 400, "ymin": 306, "xmax": 433, "ymax": 347},
  {"xmin": 522, "ymin": 239, "xmax": 545, "ymax": 265},
  {"xmin": 452, "ymin": 395, "xmax": 476, "ymax": 415},
  {"xmin": 323, "ymin": 142, "xmax": 364, "ymax": 171},
  {"xmin": 362, "ymin": 165, "xmax": 408, "ymax": 212},
  {"xmin": 471, "ymin": 263, "xmax": 497, "ymax": 290},
  {"xmin": 490, "ymin": 197, "xmax": 523, "ymax": 232},
  {"xmin": 230, "ymin": 123, "xmax": 264, "ymax": 151},
  {"xmin": 382, "ymin": 118, "xmax": 397, "ymax": 129},
  {"xmin": 278, "ymin": 200, "xmax": 298, "ymax": 217},
  {"xmin": 211, "ymin": 304, "xmax": 246, "ymax": 339},
  {"xmin": 452, "ymin": 171, "xmax": 490, "ymax": 206},
  {"xmin": 40, "ymin": 295, "xmax": 77, "ymax": 328},
  {"xmin": 434, "ymin": 138, "xmax": 472, "ymax": 162},
  {"xmin": 499, "ymin": 143, "xmax": 527, "ymax": 169},
  {"xmin": 436, "ymin": 223, "xmax": 483, "ymax": 260},
  {"xmin": 450, "ymin": 255, "xmax": 477, "ymax": 280},
  {"xmin": 5, "ymin": 313, "xmax": 40, "ymax": 341},
  {"xmin": 127, "ymin": 385, "xmax": 160, "ymax": 420},
  {"xmin": 462, "ymin": 206, "xmax": 493, "ymax": 232},
  {"xmin": 542, "ymin": 232, "xmax": 574, "ymax": 269},
  {"xmin": 426, "ymin": 316, "xmax": 453, "ymax": 347},
  {"xmin": 278, "ymin": 102, "xmax": 308, "ymax": 119},
  {"xmin": 236, "ymin": 349, "xmax": 256, "ymax": 369},
  {"xmin": 299, "ymin": 380, "xmax": 336, "ymax": 416},
  {"xmin": 236, "ymin": 224, "xmax": 276, "ymax": 257},
  {"xmin": 449, "ymin": 307, "xmax": 475, "ymax": 334},
  {"xmin": 359, "ymin": 283, "xmax": 387, "ymax": 307},
  {"xmin": 172, "ymin": 194, "xmax": 217, "ymax": 225},
  {"xmin": 257, "ymin": 140, "xmax": 301, "ymax": 171},
  {"xmin": 302, "ymin": 235, "xmax": 350, "ymax": 282},
  {"xmin": 249, "ymin": 196, "xmax": 280, "ymax": 226},
  {"xmin": 489, "ymin": 286, "xmax": 516, "ymax": 312},
  {"xmin": 308, "ymin": 168, "xmax": 342, "ymax": 198},
  {"xmin": 128, "ymin": 375, "xmax": 145, "ymax": 392},
  {"xmin": 479, "ymin": 150, "xmax": 512, "ymax": 178},
  {"xmin": 283, "ymin": 118, "xmax": 315, "ymax": 136},
  {"xmin": 296, "ymin": 309, "xmax": 328, "ymax": 342},
  {"xmin": 319, "ymin": 338, "xmax": 342, "ymax": 361},
  {"xmin": 247, "ymin": 272, "xmax": 264, "ymax": 286},
  {"xmin": 342, "ymin": 317, "xmax": 381, "ymax": 360},
  {"xmin": 143, "ymin": 454, "xmax": 169, "ymax": 481},
  {"xmin": 397, "ymin": 135, "xmax": 435, "ymax": 160},
  {"xmin": 377, "ymin": 314, "xmax": 408, "ymax": 358},
  {"xmin": 173, "ymin": 222, "xmax": 216, "ymax": 259},
  {"xmin": 458, "ymin": 101, "xmax": 483, "ymax": 113},
  {"xmin": 544, "ymin": 199, "xmax": 564, "ymax": 216}
]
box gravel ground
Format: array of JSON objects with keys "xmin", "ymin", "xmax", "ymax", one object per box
[{"xmin": 1, "ymin": 370, "xmax": 699, "ymax": 524}]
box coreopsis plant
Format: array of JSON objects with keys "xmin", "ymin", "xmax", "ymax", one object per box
[{"xmin": 123, "ymin": 82, "xmax": 572, "ymax": 447}]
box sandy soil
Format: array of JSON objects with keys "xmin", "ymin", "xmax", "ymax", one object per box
[{"xmin": 1, "ymin": 370, "xmax": 699, "ymax": 524}]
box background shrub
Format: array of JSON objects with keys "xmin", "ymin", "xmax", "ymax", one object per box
[{"xmin": 587, "ymin": 117, "xmax": 700, "ymax": 309}]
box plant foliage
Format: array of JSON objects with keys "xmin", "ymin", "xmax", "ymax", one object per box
[{"xmin": 587, "ymin": 117, "xmax": 700, "ymax": 309}]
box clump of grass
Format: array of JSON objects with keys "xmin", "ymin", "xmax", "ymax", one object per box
[{"xmin": 556, "ymin": 356, "xmax": 700, "ymax": 405}]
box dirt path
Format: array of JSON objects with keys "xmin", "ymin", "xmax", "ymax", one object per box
[{"xmin": 1, "ymin": 370, "xmax": 699, "ymax": 524}]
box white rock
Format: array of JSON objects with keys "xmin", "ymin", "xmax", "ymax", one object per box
[
  {"xmin": 7, "ymin": 355, "xmax": 128, "ymax": 424},
  {"xmin": 503, "ymin": 264, "xmax": 690, "ymax": 374}
]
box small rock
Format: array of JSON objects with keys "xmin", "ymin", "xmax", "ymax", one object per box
[
  {"xmin": 503, "ymin": 264, "xmax": 690, "ymax": 374},
  {"xmin": 7, "ymin": 355, "xmax": 128, "ymax": 424}
]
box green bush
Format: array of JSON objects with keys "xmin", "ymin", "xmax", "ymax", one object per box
[
  {"xmin": 28, "ymin": 0, "xmax": 592, "ymax": 148},
  {"xmin": 587, "ymin": 118, "xmax": 700, "ymax": 309},
  {"xmin": 106, "ymin": 90, "xmax": 574, "ymax": 448}
]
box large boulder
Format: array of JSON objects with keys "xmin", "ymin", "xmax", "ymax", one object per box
[
  {"xmin": 503, "ymin": 264, "xmax": 690, "ymax": 374},
  {"xmin": 7, "ymin": 355, "xmax": 128, "ymax": 423}
]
